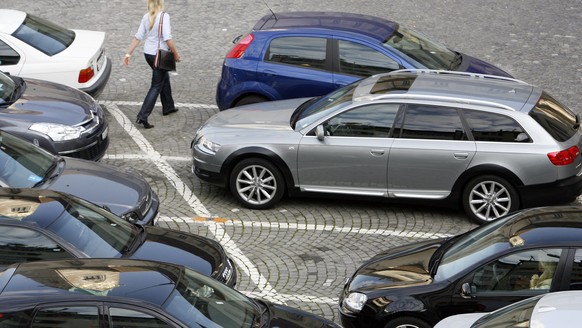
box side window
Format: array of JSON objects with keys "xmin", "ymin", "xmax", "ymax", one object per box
[
  {"xmin": 32, "ymin": 306, "xmax": 99, "ymax": 328},
  {"xmin": 338, "ymin": 40, "xmax": 400, "ymax": 77},
  {"xmin": 397, "ymin": 104, "xmax": 468, "ymax": 140},
  {"xmin": 0, "ymin": 310, "xmax": 32, "ymax": 327},
  {"xmin": 568, "ymin": 249, "xmax": 582, "ymax": 290},
  {"xmin": 265, "ymin": 37, "xmax": 327, "ymax": 70},
  {"xmin": 109, "ymin": 307, "xmax": 174, "ymax": 328},
  {"xmin": 471, "ymin": 248, "xmax": 562, "ymax": 293},
  {"xmin": 324, "ymin": 103, "xmax": 399, "ymax": 138},
  {"xmin": 463, "ymin": 110, "xmax": 531, "ymax": 142},
  {"xmin": 0, "ymin": 40, "xmax": 21, "ymax": 66},
  {"xmin": 0, "ymin": 226, "xmax": 72, "ymax": 266}
]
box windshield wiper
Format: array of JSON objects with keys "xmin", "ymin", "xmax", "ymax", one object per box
[
  {"xmin": 33, "ymin": 157, "xmax": 65, "ymax": 187},
  {"xmin": 290, "ymin": 96, "xmax": 321, "ymax": 129},
  {"xmin": 448, "ymin": 52, "xmax": 463, "ymax": 70},
  {"xmin": 122, "ymin": 224, "xmax": 146, "ymax": 255}
]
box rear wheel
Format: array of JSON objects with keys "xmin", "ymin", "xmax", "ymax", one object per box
[
  {"xmin": 229, "ymin": 158, "xmax": 284, "ymax": 209},
  {"xmin": 384, "ymin": 316, "xmax": 431, "ymax": 328},
  {"xmin": 234, "ymin": 95, "xmax": 268, "ymax": 107},
  {"xmin": 462, "ymin": 175, "xmax": 519, "ymax": 225}
]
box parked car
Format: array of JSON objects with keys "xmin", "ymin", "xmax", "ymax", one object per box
[
  {"xmin": 0, "ymin": 188, "xmax": 236, "ymax": 287},
  {"xmin": 194, "ymin": 69, "xmax": 582, "ymax": 224},
  {"xmin": 0, "ymin": 9, "xmax": 111, "ymax": 97},
  {"xmin": 339, "ymin": 206, "xmax": 582, "ymax": 328},
  {"xmin": 0, "ymin": 130, "xmax": 157, "ymax": 225},
  {"xmin": 216, "ymin": 11, "xmax": 512, "ymax": 110},
  {"xmin": 0, "ymin": 258, "xmax": 339, "ymax": 328},
  {"xmin": 0, "ymin": 70, "xmax": 109, "ymax": 161}
]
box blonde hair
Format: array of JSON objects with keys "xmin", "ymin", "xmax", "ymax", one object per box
[{"xmin": 147, "ymin": 0, "xmax": 165, "ymax": 30}]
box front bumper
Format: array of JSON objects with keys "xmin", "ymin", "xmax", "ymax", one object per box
[{"xmin": 57, "ymin": 120, "xmax": 110, "ymax": 161}]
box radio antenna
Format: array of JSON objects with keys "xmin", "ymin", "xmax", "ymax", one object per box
[{"xmin": 261, "ymin": 0, "xmax": 277, "ymax": 21}]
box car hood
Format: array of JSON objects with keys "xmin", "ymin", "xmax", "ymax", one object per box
[
  {"xmin": 129, "ymin": 227, "xmax": 224, "ymax": 278},
  {"xmin": 434, "ymin": 313, "xmax": 487, "ymax": 328},
  {"xmin": 203, "ymin": 98, "xmax": 309, "ymax": 132},
  {"xmin": 45, "ymin": 157, "xmax": 151, "ymax": 216},
  {"xmin": 348, "ymin": 238, "xmax": 444, "ymax": 292},
  {"xmin": 5, "ymin": 78, "xmax": 95, "ymax": 125},
  {"xmin": 456, "ymin": 52, "xmax": 513, "ymax": 78},
  {"xmin": 263, "ymin": 300, "xmax": 341, "ymax": 328}
]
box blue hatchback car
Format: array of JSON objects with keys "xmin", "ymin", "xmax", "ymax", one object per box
[{"xmin": 216, "ymin": 11, "xmax": 513, "ymax": 110}]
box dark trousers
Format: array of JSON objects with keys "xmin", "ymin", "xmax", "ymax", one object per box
[{"xmin": 137, "ymin": 54, "xmax": 176, "ymax": 121}]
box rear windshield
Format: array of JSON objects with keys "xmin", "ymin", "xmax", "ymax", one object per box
[
  {"xmin": 12, "ymin": 14, "xmax": 75, "ymax": 56},
  {"xmin": 529, "ymin": 91, "xmax": 578, "ymax": 142}
]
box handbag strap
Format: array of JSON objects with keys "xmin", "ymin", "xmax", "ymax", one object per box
[{"xmin": 154, "ymin": 12, "xmax": 164, "ymax": 67}]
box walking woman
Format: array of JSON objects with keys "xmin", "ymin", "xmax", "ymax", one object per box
[{"xmin": 124, "ymin": 0, "xmax": 181, "ymax": 129}]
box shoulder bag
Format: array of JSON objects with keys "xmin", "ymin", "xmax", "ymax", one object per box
[{"xmin": 154, "ymin": 12, "xmax": 176, "ymax": 71}]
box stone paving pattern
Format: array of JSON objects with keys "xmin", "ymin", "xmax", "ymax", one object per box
[{"xmin": 4, "ymin": 0, "xmax": 582, "ymax": 323}]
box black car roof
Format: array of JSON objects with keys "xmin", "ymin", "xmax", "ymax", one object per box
[
  {"xmin": 253, "ymin": 11, "xmax": 398, "ymax": 42},
  {"xmin": 0, "ymin": 188, "xmax": 74, "ymax": 228},
  {"xmin": 0, "ymin": 259, "xmax": 182, "ymax": 306}
]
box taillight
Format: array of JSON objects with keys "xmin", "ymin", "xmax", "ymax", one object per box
[
  {"xmin": 547, "ymin": 146, "xmax": 580, "ymax": 166},
  {"xmin": 226, "ymin": 34, "xmax": 254, "ymax": 59},
  {"xmin": 78, "ymin": 66, "xmax": 95, "ymax": 83}
]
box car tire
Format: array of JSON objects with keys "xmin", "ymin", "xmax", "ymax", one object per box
[
  {"xmin": 234, "ymin": 95, "xmax": 267, "ymax": 107},
  {"xmin": 384, "ymin": 316, "xmax": 431, "ymax": 328},
  {"xmin": 462, "ymin": 175, "xmax": 520, "ymax": 225},
  {"xmin": 229, "ymin": 157, "xmax": 285, "ymax": 209}
]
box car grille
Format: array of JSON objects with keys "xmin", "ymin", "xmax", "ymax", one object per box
[{"xmin": 66, "ymin": 136, "xmax": 109, "ymax": 161}]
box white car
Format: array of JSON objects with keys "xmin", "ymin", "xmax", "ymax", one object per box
[
  {"xmin": 0, "ymin": 9, "xmax": 111, "ymax": 97},
  {"xmin": 435, "ymin": 291, "xmax": 582, "ymax": 328}
]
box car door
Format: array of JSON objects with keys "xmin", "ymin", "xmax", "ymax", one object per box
[
  {"xmin": 297, "ymin": 103, "xmax": 399, "ymax": 195},
  {"xmin": 30, "ymin": 303, "xmax": 101, "ymax": 328},
  {"xmin": 441, "ymin": 248, "xmax": 567, "ymax": 318},
  {"xmin": 257, "ymin": 35, "xmax": 335, "ymax": 99},
  {"xmin": 388, "ymin": 104, "xmax": 476, "ymax": 199},
  {"xmin": 0, "ymin": 37, "xmax": 24, "ymax": 76},
  {"xmin": 332, "ymin": 38, "xmax": 403, "ymax": 89}
]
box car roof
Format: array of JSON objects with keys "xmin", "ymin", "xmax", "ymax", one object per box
[
  {"xmin": 356, "ymin": 70, "xmax": 539, "ymax": 112},
  {"xmin": 0, "ymin": 188, "xmax": 72, "ymax": 228},
  {"xmin": 0, "ymin": 259, "xmax": 182, "ymax": 307},
  {"xmin": 0, "ymin": 9, "xmax": 26, "ymax": 34},
  {"xmin": 253, "ymin": 11, "xmax": 398, "ymax": 42}
]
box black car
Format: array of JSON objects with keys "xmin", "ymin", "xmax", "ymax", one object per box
[
  {"xmin": 0, "ymin": 188, "xmax": 236, "ymax": 287},
  {"xmin": 0, "ymin": 71, "xmax": 108, "ymax": 161},
  {"xmin": 339, "ymin": 205, "xmax": 582, "ymax": 328},
  {"xmin": 0, "ymin": 130, "xmax": 158, "ymax": 225},
  {"xmin": 0, "ymin": 258, "xmax": 339, "ymax": 328}
]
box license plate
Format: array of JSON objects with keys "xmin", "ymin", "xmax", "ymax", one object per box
[
  {"xmin": 96, "ymin": 51, "xmax": 105, "ymax": 71},
  {"xmin": 101, "ymin": 127, "xmax": 108, "ymax": 140}
]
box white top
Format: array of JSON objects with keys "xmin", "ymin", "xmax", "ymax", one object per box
[{"xmin": 135, "ymin": 12, "xmax": 172, "ymax": 55}]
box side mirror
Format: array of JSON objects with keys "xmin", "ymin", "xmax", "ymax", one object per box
[
  {"xmin": 460, "ymin": 282, "xmax": 474, "ymax": 299},
  {"xmin": 315, "ymin": 125, "xmax": 325, "ymax": 141}
]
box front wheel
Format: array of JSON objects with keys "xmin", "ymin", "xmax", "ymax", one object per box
[
  {"xmin": 384, "ymin": 316, "xmax": 431, "ymax": 328},
  {"xmin": 229, "ymin": 158, "xmax": 285, "ymax": 209},
  {"xmin": 462, "ymin": 175, "xmax": 520, "ymax": 225}
]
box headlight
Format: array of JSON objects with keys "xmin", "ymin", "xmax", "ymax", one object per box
[
  {"xmin": 30, "ymin": 123, "xmax": 84, "ymax": 141},
  {"xmin": 196, "ymin": 136, "xmax": 221, "ymax": 154},
  {"xmin": 343, "ymin": 292, "xmax": 367, "ymax": 313}
]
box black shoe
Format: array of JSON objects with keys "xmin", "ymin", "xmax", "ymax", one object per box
[
  {"xmin": 163, "ymin": 108, "xmax": 179, "ymax": 116},
  {"xmin": 136, "ymin": 118, "xmax": 154, "ymax": 129}
]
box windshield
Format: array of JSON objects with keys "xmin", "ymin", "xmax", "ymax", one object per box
[
  {"xmin": 12, "ymin": 14, "xmax": 75, "ymax": 56},
  {"xmin": 434, "ymin": 213, "xmax": 517, "ymax": 281},
  {"xmin": 45, "ymin": 196, "xmax": 137, "ymax": 257},
  {"xmin": 529, "ymin": 91, "xmax": 578, "ymax": 142},
  {"xmin": 0, "ymin": 131, "xmax": 55, "ymax": 187},
  {"xmin": 472, "ymin": 295, "xmax": 540, "ymax": 328},
  {"xmin": 294, "ymin": 82, "xmax": 358, "ymax": 130},
  {"xmin": 384, "ymin": 25, "xmax": 458, "ymax": 70},
  {"xmin": 163, "ymin": 268, "xmax": 257, "ymax": 328},
  {"xmin": 0, "ymin": 73, "xmax": 16, "ymax": 105}
]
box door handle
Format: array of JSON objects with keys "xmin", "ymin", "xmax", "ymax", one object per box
[
  {"xmin": 263, "ymin": 69, "xmax": 277, "ymax": 76},
  {"xmin": 370, "ymin": 149, "xmax": 385, "ymax": 156},
  {"xmin": 454, "ymin": 152, "xmax": 469, "ymax": 159}
]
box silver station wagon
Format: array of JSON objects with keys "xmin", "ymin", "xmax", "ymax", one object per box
[{"xmin": 192, "ymin": 70, "xmax": 582, "ymax": 224}]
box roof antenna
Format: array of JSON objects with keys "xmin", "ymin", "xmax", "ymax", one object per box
[{"xmin": 261, "ymin": 0, "xmax": 277, "ymax": 21}]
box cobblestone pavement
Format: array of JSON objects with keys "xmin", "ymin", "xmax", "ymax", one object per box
[{"xmin": 4, "ymin": 0, "xmax": 582, "ymax": 323}]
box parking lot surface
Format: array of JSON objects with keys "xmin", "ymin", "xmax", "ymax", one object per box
[{"xmin": 5, "ymin": 0, "xmax": 582, "ymax": 323}]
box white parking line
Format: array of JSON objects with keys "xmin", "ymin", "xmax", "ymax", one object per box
[{"xmin": 101, "ymin": 101, "xmax": 282, "ymax": 303}]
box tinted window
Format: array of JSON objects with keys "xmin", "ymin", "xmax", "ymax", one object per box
[
  {"xmin": 32, "ymin": 306, "xmax": 98, "ymax": 327},
  {"xmin": 397, "ymin": 104, "xmax": 468, "ymax": 140},
  {"xmin": 0, "ymin": 310, "xmax": 32, "ymax": 327},
  {"xmin": 338, "ymin": 40, "xmax": 400, "ymax": 77},
  {"xmin": 472, "ymin": 296, "xmax": 540, "ymax": 328},
  {"xmin": 0, "ymin": 226, "xmax": 71, "ymax": 266},
  {"xmin": 110, "ymin": 307, "xmax": 173, "ymax": 328},
  {"xmin": 324, "ymin": 104, "xmax": 399, "ymax": 137},
  {"xmin": 265, "ymin": 37, "xmax": 326, "ymax": 70},
  {"xmin": 12, "ymin": 14, "xmax": 75, "ymax": 56},
  {"xmin": 472, "ymin": 248, "xmax": 562, "ymax": 293},
  {"xmin": 464, "ymin": 110, "xmax": 531, "ymax": 142},
  {"xmin": 529, "ymin": 92, "xmax": 578, "ymax": 142},
  {"xmin": 0, "ymin": 41, "xmax": 20, "ymax": 66},
  {"xmin": 569, "ymin": 249, "xmax": 582, "ymax": 290}
]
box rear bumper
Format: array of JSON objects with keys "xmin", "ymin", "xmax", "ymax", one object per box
[
  {"xmin": 80, "ymin": 57, "xmax": 112, "ymax": 98},
  {"xmin": 519, "ymin": 174, "xmax": 582, "ymax": 207}
]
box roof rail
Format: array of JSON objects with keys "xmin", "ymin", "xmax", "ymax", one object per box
[
  {"xmin": 390, "ymin": 69, "xmax": 528, "ymax": 85},
  {"xmin": 360, "ymin": 93, "xmax": 517, "ymax": 111}
]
